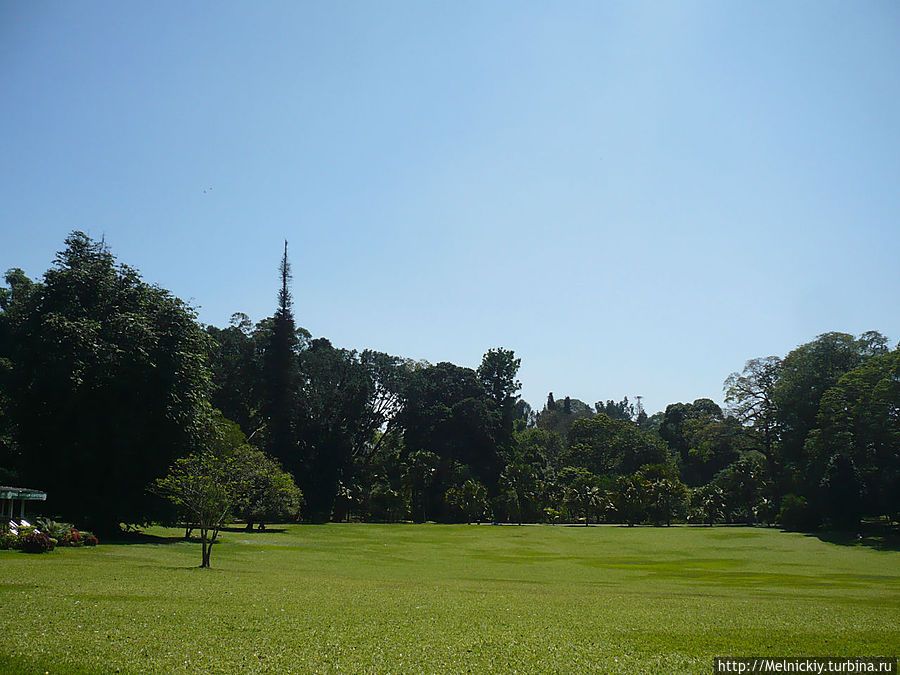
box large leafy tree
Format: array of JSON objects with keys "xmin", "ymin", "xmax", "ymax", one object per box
[
  {"xmin": 296, "ymin": 338, "xmax": 373, "ymax": 521},
  {"xmin": 476, "ymin": 348, "xmax": 521, "ymax": 406},
  {"xmin": 395, "ymin": 361, "xmax": 503, "ymax": 520},
  {"xmin": 724, "ymin": 356, "xmax": 782, "ymax": 489},
  {"xmin": 658, "ymin": 399, "xmax": 746, "ymax": 487},
  {"xmin": 358, "ymin": 350, "xmax": 413, "ymax": 456},
  {"xmin": 772, "ymin": 331, "xmax": 886, "ymax": 497},
  {"xmin": 512, "ymin": 427, "xmax": 566, "ymax": 479},
  {"xmin": 805, "ymin": 347, "xmax": 900, "ymax": 525},
  {"xmin": 477, "ymin": 347, "xmax": 523, "ymax": 462},
  {"xmin": 205, "ymin": 313, "xmax": 266, "ymax": 440},
  {"xmin": 0, "ymin": 271, "xmax": 32, "ymax": 484},
  {"xmin": 1, "ymin": 232, "xmax": 211, "ymax": 532},
  {"xmin": 535, "ymin": 395, "xmax": 594, "ymax": 440},
  {"xmin": 567, "ymin": 413, "xmax": 667, "ymax": 476},
  {"xmin": 232, "ymin": 445, "xmax": 303, "ymax": 531}
]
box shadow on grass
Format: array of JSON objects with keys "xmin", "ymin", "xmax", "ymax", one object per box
[
  {"xmin": 99, "ymin": 531, "xmax": 187, "ymax": 546},
  {"xmin": 98, "ymin": 524, "xmax": 291, "ymax": 545},
  {"xmin": 132, "ymin": 563, "xmax": 229, "ymax": 572},
  {"xmin": 804, "ymin": 523, "xmax": 900, "ymax": 552},
  {"xmin": 0, "ymin": 651, "xmax": 100, "ymax": 675}
]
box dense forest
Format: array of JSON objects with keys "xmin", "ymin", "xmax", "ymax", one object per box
[{"xmin": 1, "ymin": 233, "xmax": 898, "ymax": 534}]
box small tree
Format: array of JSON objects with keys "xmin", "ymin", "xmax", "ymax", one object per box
[
  {"xmin": 558, "ymin": 467, "xmax": 602, "ymax": 525},
  {"xmin": 638, "ymin": 464, "xmax": 688, "ymax": 526},
  {"xmin": 155, "ymin": 452, "xmax": 238, "ymax": 568},
  {"xmin": 611, "ymin": 475, "xmax": 648, "ymax": 526},
  {"xmin": 445, "ymin": 478, "xmax": 489, "ymax": 524},
  {"xmin": 401, "ymin": 450, "xmax": 439, "ymax": 522},
  {"xmin": 232, "ymin": 446, "xmax": 303, "ymax": 530},
  {"xmin": 499, "ymin": 462, "xmax": 540, "ymax": 524},
  {"xmin": 691, "ymin": 484, "xmax": 726, "ymax": 526}
]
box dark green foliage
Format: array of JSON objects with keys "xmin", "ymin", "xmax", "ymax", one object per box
[
  {"xmin": 637, "ymin": 464, "xmax": 688, "ymax": 526},
  {"xmin": 660, "ymin": 399, "xmax": 728, "ymax": 479},
  {"xmin": 512, "ymin": 399, "xmax": 534, "ymax": 427},
  {"xmin": 778, "ymin": 494, "xmax": 817, "ymax": 532},
  {"xmin": 594, "ymin": 397, "xmax": 635, "ymax": 421},
  {"xmin": 819, "ymin": 453, "xmax": 864, "ymax": 531},
  {"xmin": 727, "ymin": 332, "xmax": 897, "ymax": 529},
  {"xmin": 445, "ymin": 478, "xmax": 489, "ymax": 523},
  {"xmin": 367, "ymin": 478, "xmax": 404, "ymax": 522},
  {"xmin": 232, "ymin": 446, "xmax": 303, "ymax": 530},
  {"xmin": 712, "ymin": 454, "xmax": 772, "ymax": 524},
  {"xmin": 402, "ymin": 450, "xmax": 440, "ymax": 522},
  {"xmin": 477, "ymin": 348, "xmax": 521, "ymax": 405},
  {"xmin": 536, "ymin": 395, "xmax": 594, "ymax": 439},
  {"xmin": 724, "ymin": 356, "xmax": 782, "ymax": 481},
  {"xmin": 610, "ymin": 474, "xmax": 647, "ymax": 526},
  {"xmin": 680, "ymin": 415, "xmax": 746, "ymax": 487},
  {"xmin": 205, "ymin": 314, "xmax": 266, "ymax": 439},
  {"xmin": 1, "ymin": 233, "xmax": 212, "ymax": 533},
  {"xmin": 773, "ymin": 332, "xmax": 877, "ymax": 495},
  {"xmin": 497, "ymin": 461, "xmax": 543, "ymax": 523},
  {"xmin": 397, "ymin": 361, "xmax": 504, "ymax": 519},
  {"xmin": 3, "ymin": 234, "xmax": 896, "ymax": 531},
  {"xmin": 567, "ymin": 414, "xmax": 667, "ymax": 476},
  {"xmin": 261, "ymin": 242, "xmax": 302, "ymax": 476},
  {"xmin": 556, "ymin": 466, "xmax": 605, "ymax": 524},
  {"xmin": 690, "ymin": 484, "xmax": 726, "ymax": 526},
  {"xmin": 513, "ymin": 427, "xmax": 565, "ymax": 477},
  {"xmin": 805, "ymin": 347, "xmax": 900, "ymax": 526},
  {"xmin": 296, "ymin": 339, "xmax": 375, "ymax": 521}
]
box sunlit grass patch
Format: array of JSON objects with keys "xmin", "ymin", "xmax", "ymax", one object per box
[{"xmin": 1, "ymin": 524, "xmax": 897, "ymax": 674}]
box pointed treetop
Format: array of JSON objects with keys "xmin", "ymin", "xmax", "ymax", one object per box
[{"xmin": 277, "ymin": 240, "xmax": 293, "ymax": 317}]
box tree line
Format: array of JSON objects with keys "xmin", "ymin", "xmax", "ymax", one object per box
[{"xmin": 1, "ymin": 233, "xmax": 897, "ymax": 535}]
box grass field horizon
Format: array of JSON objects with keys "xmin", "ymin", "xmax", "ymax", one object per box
[{"xmin": 1, "ymin": 524, "xmax": 898, "ymax": 674}]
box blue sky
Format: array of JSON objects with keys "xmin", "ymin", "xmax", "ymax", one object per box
[{"xmin": 2, "ymin": 1, "xmax": 899, "ymax": 415}]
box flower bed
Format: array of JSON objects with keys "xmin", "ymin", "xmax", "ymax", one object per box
[{"xmin": 0, "ymin": 519, "xmax": 99, "ymax": 553}]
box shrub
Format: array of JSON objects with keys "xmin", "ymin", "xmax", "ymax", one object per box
[
  {"xmin": 20, "ymin": 532, "xmax": 54, "ymax": 553},
  {"xmin": 0, "ymin": 532, "xmax": 18, "ymax": 550},
  {"xmin": 60, "ymin": 528, "xmax": 83, "ymax": 547},
  {"xmin": 36, "ymin": 518, "xmax": 74, "ymax": 540},
  {"xmin": 84, "ymin": 534, "xmax": 99, "ymax": 546},
  {"xmin": 778, "ymin": 494, "xmax": 817, "ymax": 532}
]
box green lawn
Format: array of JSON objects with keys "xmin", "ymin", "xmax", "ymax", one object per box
[{"xmin": 1, "ymin": 524, "xmax": 897, "ymax": 674}]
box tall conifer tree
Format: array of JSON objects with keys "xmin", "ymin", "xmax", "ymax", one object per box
[{"xmin": 263, "ymin": 241, "xmax": 300, "ymax": 475}]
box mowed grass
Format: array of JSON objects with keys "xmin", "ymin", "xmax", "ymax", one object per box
[{"xmin": 1, "ymin": 524, "xmax": 898, "ymax": 674}]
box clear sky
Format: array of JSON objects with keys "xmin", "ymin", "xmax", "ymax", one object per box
[{"xmin": 2, "ymin": 1, "xmax": 899, "ymax": 416}]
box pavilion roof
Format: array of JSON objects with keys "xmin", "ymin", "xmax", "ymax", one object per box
[{"xmin": 0, "ymin": 486, "xmax": 47, "ymax": 501}]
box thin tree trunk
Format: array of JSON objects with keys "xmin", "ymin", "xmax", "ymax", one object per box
[{"xmin": 200, "ymin": 528, "xmax": 211, "ymax": 568}]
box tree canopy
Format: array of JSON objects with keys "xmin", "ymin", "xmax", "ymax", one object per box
[
  {"xmin": 1, "ymin": 233, "xmax": 897, "ymax": 533},
  {"xmin": 1, "ymin": 233, "xmax": 212, "ymax": 533}
]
